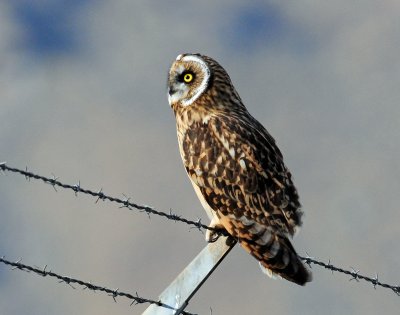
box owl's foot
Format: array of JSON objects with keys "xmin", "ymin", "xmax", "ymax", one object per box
[{"xmin": 205, "ymin": 218, "xmax": 225, "ymax": 243}]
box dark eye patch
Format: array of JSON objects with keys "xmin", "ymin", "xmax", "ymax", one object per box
[{"xmin": 178, "ymin": 70, "xmax": 196, "ymax": 83}]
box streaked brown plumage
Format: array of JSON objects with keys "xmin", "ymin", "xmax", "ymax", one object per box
[{"xmin": 167, "ymin": 53, "xmax": 311, "ymax": 285}]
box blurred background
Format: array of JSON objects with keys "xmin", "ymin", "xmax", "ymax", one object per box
[{"xmin": 1, "ymin": 1, "xmax": 399, "ymax": 314}]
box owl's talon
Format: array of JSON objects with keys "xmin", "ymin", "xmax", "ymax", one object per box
[
  {"xmin": 206, "ymin": 229, "xmax": 220, "ymax": 243},
  {"xmin": 205, "ymin": 218, "xmax": 225, "ymax": 243}
]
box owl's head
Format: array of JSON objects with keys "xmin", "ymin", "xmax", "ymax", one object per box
[{"xmin": 167, "ymin": 53, "xmax": 238, "ymax": 108}]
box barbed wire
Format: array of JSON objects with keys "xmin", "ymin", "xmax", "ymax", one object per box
[
  {"xmin": 300, "ymin": 254, "xmax": 400, "ymax": 295},
  {"xmin": 0, "ymin": 162, "xmax": 227, "ymax": 236},
  {"xmin": 0, "ymin": 256, "xmax": 196, "ymax": 315},
  {"xmin": 1, "ymin": 162, "xmax": 399, "ymax": 297}
]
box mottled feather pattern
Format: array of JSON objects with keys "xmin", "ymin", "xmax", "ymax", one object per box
[
  {"xmin": 169, "ymin": 53, "xmax": 311, "ymax": 285},
  {"xmin": 179, "ymin": 114, "xmax": 299, "ymax": 235}
]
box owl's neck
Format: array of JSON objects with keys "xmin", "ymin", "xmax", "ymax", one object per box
[{"xmin": 174, "ymin": 104, "xmax": 214, "ymax": 128}]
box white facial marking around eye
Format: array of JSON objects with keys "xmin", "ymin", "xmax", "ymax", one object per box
[
  {"xmin": 180, "ymin": 55, "xmax": 210, "ymax": 107},
  {"xmin": 177, "ymin": 65, "xmax": 185, "ymax": 73}
]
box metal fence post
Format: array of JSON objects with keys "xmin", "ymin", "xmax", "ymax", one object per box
[{"xmin": 143, "ymin": 236, "xmax": 236, "ymax": 315}]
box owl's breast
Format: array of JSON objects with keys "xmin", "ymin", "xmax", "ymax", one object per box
[
  {"xmin": 175, "ymin": 107, "xmax": 218, "ymax": 169},
  {"xmin": 178, "ymin": 121, "xmax": 220, "ymax": 174}
]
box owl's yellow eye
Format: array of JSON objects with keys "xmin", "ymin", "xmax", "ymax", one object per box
[{"xmin": 183, "ymin": 73, "xmax": 193, "ymax": 83}]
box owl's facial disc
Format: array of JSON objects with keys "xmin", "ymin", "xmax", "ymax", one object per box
[{"xmin": 168, "ymin": 54, "xmax": 211, "ymax": 107}]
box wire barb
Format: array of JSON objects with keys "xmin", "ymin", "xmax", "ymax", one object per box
[
  {"xmin": 109, "ymin": 288, "xmax": 119, "ymax": 302},
  {"xmin": 372, "ymin": 274, "xmax": 379, "ymax": 289},
  {"xmin": 25, "ymin": 166, "xmax": 30, "ymax": 181},
  {"xmin": 95, "ymin": 188, "xmax": 105, "ymax": 203},
  {"xmin": 190, "ymin": 218, "xmax": 204, "ymax": 234},
  {"xmin": 120, "ymin": 194, "xmax": 133, "ymax": 210},
  {"xmin": 349, "ymin": 267, "xmax": 360, "ymax": 282},
  {"xmin": 326, "ymin": 259, "xmax": 334, "ymax": 274},
  {"xmin": 73, "ymin": 181, "xmax": 81, "ymax": 196},
  {"xmin": 0, "ymin": 161, "xmax": 7, "ymax": 175}
]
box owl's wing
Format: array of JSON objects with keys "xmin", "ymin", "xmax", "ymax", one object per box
[{"xmin": 184, "ymin": 114, "xmax": 302, "ymax": 237}]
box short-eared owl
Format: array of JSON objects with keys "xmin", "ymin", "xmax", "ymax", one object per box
[{"xmin": 167, "ymin": 53, "xmax": 311, "ymax": 285}]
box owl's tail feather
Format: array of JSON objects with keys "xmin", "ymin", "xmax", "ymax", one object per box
[{"xmin": 240, "ymin": 234, "xmax": 312, "ymax": 286}]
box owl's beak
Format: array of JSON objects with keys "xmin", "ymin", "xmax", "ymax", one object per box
[
  {"xmin": 168, "ymin": 86, "xmax": 177, "ymax": 96},
  {"xmin": 168, "ymin": 80, "xmax": 188, "ymax": 107},
  {"xmin": 168, "ymin": 86, "xmax": 177, "ymax": 107},
  {"xmin": 168, "ymin": 85, "xmax": 178, "ymax": 107}
]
